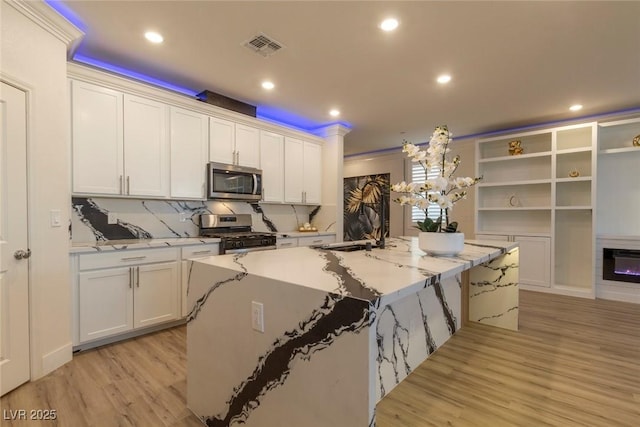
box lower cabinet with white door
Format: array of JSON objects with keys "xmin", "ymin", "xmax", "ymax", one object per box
[
  {"xmin": 476, "ymin": 234, "xmax": 551, "ymax": 287},
  {"xmin": 73, "ymin": 247, "xmax": 181, "ymax": 348},
  {"xmin": 180, "ymin": 244, "xmax": 220, "ymax": 316},
  {"xmin": 277, "ymin": 234, "xmax": 336, "ymax": 248}
]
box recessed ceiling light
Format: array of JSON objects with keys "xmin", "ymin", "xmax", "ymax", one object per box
[
  {"xmin": 261, "ymin": 81, "xmax": 275, "ymax": 90},
  {"xmin": 380, "ymin": 18, "xmax": 399, "ymax": 32},
  {"xmin": 144, "ymin": 31, "xmax": 164, "ymax": 44},
  {"xmin": 437, "ymin": 74, "xmax": 452, "ymax": 84},
  {"xmin": 569, "ymin": 104, "xmax": 583, "ymax": 112},
  {"xmin": 329, "ymin": 109, "xmax": 340, "ymax": 117}
]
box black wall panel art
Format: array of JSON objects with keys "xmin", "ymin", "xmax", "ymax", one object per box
[{"xmin": 343, "ymin": 174, "xmax": 390, "ymax": 241}]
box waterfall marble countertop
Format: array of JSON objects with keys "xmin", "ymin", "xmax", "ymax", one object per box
[
  {"xmin": 192, "ymin": 236, "xmax": 517, "ymax": 306},
  {"xmin": 69, "ymin": 237, "xmax": 222, "ymax": 254}
]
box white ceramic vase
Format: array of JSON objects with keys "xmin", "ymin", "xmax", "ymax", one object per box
[{"xmin": 418, "ymin": 232, "xmax": 465, "ymax": 256}]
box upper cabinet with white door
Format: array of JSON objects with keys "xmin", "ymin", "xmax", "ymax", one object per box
[
  {"xmin": 209, "ymin": 117, "xmax": 260, "ymax": 168},
  {"xmin": 71, "ymin": 80, "xmax": 124, "ymax": 195},
  {"xmin": 123, "ymin": 94, "xmax": 170, "ymax": 197},
  {"xmin": 260, "ymin": 130, "xmax": 285, "ymax": 202},
  {"xmin": 170, "ymin": 107, "xmax": 208, "ymax": 199},
  {"xmin": 284, "ymin": 137, "xmax": 322, "ymax": 204},
  {"xmin": 70, "ymin": 67, "xmax": 325, "ymax": 203},
  {"xmin": 71, "ymin": 80, "xmax": 170, "ymax": 198}
]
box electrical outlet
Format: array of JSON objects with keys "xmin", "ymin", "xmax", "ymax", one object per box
[
  {"xmin": 107, "ymin": 212, "xmax": 118, "ymax": 224},
  {"xmin": 251, "ymin": 301, "xmax": 264, "ymax": 333}
]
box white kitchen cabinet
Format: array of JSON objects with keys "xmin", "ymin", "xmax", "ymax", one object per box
[
  {"xmin": 284, "ymin": 138, "xmax": 322, "ymax": 204},
  {"xmin": 303, "ymin": 141, "xmax": 322, "ymax": 204},
  {"xmin": 476, "ymin": 234, "xmax": 551, "ymax": 288},
  {"xmin": 209, "ymin": 118, "xmax": 260, "ymax": 168},
  {"xmin": 71, "ymin": 80, "xmax": 124, "ymax": 195},
  {"xmin": 235, "ymin": 124, "xmax": 260, "ymax": 168},
  {"xmin": 134, "ymin": 262, "xmax": 179, "ymax": 328},
  {"xmin": 76, "ymin": 248, "xmax": 180, "ymax": 344},
  {"xmin": 71, "ymin": 80, "xmax": 170, "ymax": 198},
  {"xmin": 284, "ymin": 137, "xmax": 304, "ymax": 203},
  {"xmin": 123, "ymin": 94, "xmax": 170, "ymax": 197},
  {"xmin": 298, "ymin": 234, "xmax": 336, "ymax": 247},
  {"xmin": 276, "ymin": 237, "xmax": 299, "ymax": 249},
  {"xmin": 514, "ymin": 235, "xmax": 551, "ymax": 288},
  {"xmin": 78, "ymin": 267, "xmax": 132, "ymax": 342},
  {"xmin": 209, "ymin": 116, "xmax": 235, "ymax": 165},
  {"xmin": 260, "ymin": 130, "xmax": 285, "ymax": 202},
  {"xmin": 170, "ymin": 107, "xmax": 208, "ymax": 199},
  {"xmin": 180, "ymin": 244, "xmax": 220, "ymax": 317}
]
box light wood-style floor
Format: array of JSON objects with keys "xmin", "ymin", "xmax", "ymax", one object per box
[{"xmin": 2, "ymin": 290, "xmax": 639, "ymax": 426}]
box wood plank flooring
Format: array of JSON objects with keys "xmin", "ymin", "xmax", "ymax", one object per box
[{"xmin": 2, "ymin": 290, "xmax": 639, "ymax": 426}]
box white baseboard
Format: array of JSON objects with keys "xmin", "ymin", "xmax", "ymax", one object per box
[
  {"xmin": 597, "ymin": 284, "xmax": 640, "ymax": 304},
  {"xmin": 40, "ymin": 341, "xmax": 73, "ymax": 378},
  {"xmin": 519, "ymin": 284, "xmax": 595, "ymax": 299}
]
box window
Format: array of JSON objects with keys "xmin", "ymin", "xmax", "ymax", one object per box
[{"xmin": 410, "ymin": 161, "xmax": 442, "ymax": 223}]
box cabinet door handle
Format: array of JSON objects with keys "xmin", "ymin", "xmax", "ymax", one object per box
[
  {"xmin": 121, "ymin": 255, "xmax": 146, "ymax": 261},
  {"xmin": 236, "ymin": 151, "xmax": 239, "ymax": 164},
  {"xmin": 312, "ymin": 239, "xmax": 323, "ymax": 244},
  {"xmin": 126, "ymin": 176, "xmax": 130, "ymax": 195},
  {"xmin": 119, "ymin": 175, "xmax": 124, "ymax": 194},
  {"xmin": 129, "ymin": 267, "xmax": 133, "ymax": 288},
  {"xmin": 280, "ymin": 242, "xmax": 293, "ymax": 247},
  {"xmin": 136, "ymin": 266, "xmax": 140, "ymax": 288}
]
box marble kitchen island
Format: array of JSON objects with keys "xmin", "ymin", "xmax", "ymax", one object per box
[{"xmin": 186, "ymin": 237, "xmax": 519, "ymax": 427}]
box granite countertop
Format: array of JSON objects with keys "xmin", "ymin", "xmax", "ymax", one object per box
[
  {"xmin": 70, "ymin": 237, "xmax": 222, "ymax": 254},
  {"xmin": 192, "ymin": 236, "xmax": 517, "ymax": 305}
]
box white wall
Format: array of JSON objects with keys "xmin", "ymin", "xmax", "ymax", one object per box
[
  {"xmin": 344, "ymin": 136, "xmax": 478, "ymax": 239},
  {"xmin": 1, "ymin": 0, "xmax": 81, "ymax": 379}
]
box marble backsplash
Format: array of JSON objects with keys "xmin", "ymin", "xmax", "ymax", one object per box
[{"xmin": 71, "ymin": 197, "xmax": 329, "ymax": 243}]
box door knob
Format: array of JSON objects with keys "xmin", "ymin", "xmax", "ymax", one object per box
[{"xmin": 14, "ymin": 249, "xmax": 31, "ymax": 260}]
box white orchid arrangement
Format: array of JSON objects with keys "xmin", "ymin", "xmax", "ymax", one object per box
[{"xmin": 391, "ymin": 125, "xmax": 482, "ymax": 232}]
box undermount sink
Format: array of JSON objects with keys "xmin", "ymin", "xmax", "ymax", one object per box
[
  {"xmin": 326, "ymin": 244, "xmax": 370, "ymax": 252},
  {"xmin": 313, "ymin": 240, "xmax": 376, "ymax": 252}
]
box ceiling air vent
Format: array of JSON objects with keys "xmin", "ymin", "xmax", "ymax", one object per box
[{"xmin": 244, "ymin": 33, "xmax": 284, "ymax": 57}]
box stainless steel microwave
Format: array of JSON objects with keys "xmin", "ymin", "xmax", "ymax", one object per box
[{"xmin": 207, "ymin": 162, "xmax": 262, "ymax": 201}]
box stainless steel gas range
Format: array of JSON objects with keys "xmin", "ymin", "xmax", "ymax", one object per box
[{"xmin": 199, "ymin": 214, "xmax": 276, "ymax": 254}]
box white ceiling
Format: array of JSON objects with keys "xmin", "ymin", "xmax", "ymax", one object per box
[{"xmin": 56, "ymin": 1, "xmax": 640, "ymax": 155}]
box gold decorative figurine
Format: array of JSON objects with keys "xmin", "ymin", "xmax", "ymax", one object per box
[{"xmin": 508, "ymin": 140, "xmax": 524, "ymax": 155}]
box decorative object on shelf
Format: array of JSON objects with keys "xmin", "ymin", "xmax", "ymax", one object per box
[
  {"xmin": 391, "ymin": 125, "xmax": 482, "ymax": 256},
  {"xmin": 508, "ymin": 194, "xmax": 521, "ymax": 207},
  {"xmin": 508, "ymin": 140, "xmax": 524, "ymax": 155},
  {"xmin": 298, "ymin": 222, "xmax": 318, "ymax": 232},
  {"xmin": 633, "ymin": 134, "xmax": 640, "ymax": 147},
  {"xmin": 568, "ymin": 168, "xmax": 580, "ymax": 178}
]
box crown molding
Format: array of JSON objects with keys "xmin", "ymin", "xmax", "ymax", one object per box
[
  {"xmin": 316, "ymin": 123, "xmax": 353, "ymax": 138},
  {"xmin": 4, "ymin": 0, "xmax": 84, "ymax": 57}
]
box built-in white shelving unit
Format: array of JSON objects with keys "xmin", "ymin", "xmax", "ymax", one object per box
[{"xmin": 475, "ymin": 122, "xmax": 597, "ymax": 297}]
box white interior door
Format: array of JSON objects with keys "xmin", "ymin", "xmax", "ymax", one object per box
[{"xmin": 0, "ymin": 82, "xmax": 30, "ymax": 396}]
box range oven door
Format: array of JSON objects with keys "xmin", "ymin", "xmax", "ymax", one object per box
[{"xmin": 207, "ymin": 162, "xmax": 262, "ymax": 201}]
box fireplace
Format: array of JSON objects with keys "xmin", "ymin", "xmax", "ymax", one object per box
[{"xmin": 603, "ymin": 248, "xmax": 640, "ymax": 284}]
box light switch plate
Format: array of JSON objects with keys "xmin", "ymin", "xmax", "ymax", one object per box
[{"xmin": 50, "ymin": 209, "xmax": 61, "ymax": 227}]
